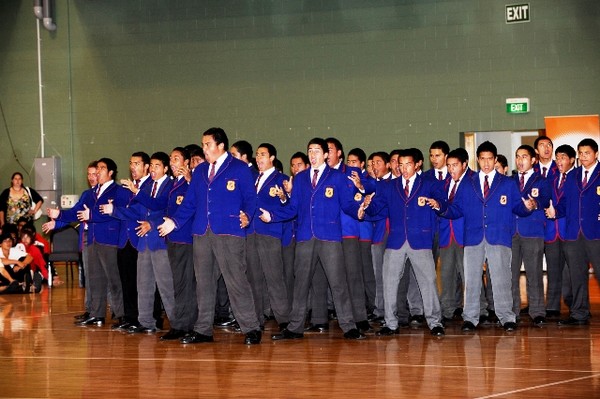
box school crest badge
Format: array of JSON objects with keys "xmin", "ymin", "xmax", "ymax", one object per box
[
  {"xmin": 325, "ymin": 187, "xmax": 334, "ymax": 198},
  {"xmin": 597, "ymin": 186, "xmax": 600, "ymax": 196},
  {"xmin": 531, "ymin": 188, "xmax": 539, "ymax": 198},
  {"xmin": 227, "ymin": 180, "xmax": 236, "ymax": 191},
  {"xmin": 500, "ymin": 195, "xmax": 507, "ymax": 205},
  {"xmin": 418, "ymin": 196, "xmax": 427, "ymax": 206},
  {"xmin": 176, "ymin": 195, "xmax": 184, "ymax": 205},
  {"xmin": 269, "ymin": 187, "xmax": 277, "ymax": 197},
  {"xmin": 354, "ymin": 192, "xmax": 363, "ymax": 202}
]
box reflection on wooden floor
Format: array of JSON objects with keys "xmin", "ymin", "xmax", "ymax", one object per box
[{"xmin": 2, "ymin": 275, "xmax": 600, "ymax": 398}]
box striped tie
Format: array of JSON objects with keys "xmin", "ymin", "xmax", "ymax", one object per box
[
  {"xmin": 483, "ymin": 175, "xmax": 490, "ymax": 198},
  {"xmin": 582, "ymin": 170, "xmax": 589, "ymax": 188}
]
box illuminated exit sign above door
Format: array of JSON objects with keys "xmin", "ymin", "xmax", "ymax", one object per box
[
  {"xmin": 506, "ymin": 3, "xmax": 530, "ymax": 24},
  {"xmin": 506, "ymin": 98, "xmax": 530, "ymax": 114}
]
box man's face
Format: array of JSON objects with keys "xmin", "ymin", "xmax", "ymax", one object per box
[
  {"xmin": 190, "ymin": 155, "xmax": 204, "ymax": 170},
  {"xmin": 429, "ymin": 148, "xmax": 447, "ymax": 170},
  {"xmin": 447, "ymin": 157, "xmax": 467, "ymax": 181},
  {"xmin": 170, "ymin": 151, "xmax": 189, "ymax": 177},
  {"xmin": 578, "ymin": 145, "xmax": 598, "ymax": 169},
  {"xmin": 149, "ymin": 159, "xmax": 168, "ymax": 181},
  {"xmin": 326, "ymin": 142, "xmax": 342, "ymax": 167},
  {"xmin": 477, "ymin": 151, "xmax": 497, "ymax": 174},
  {"xmin": 202, "ymin": 135, "xmax": 225, "ymax": 164},
  {"xmin": 398, "ymin": 156, "xmax": 416, "ymax": 180},
  {"xmin": 307, "ymin": 144, "xmax": 327, "ymax": 168},
  {"xmin": 255, "ymin": 147, "xmax": 274, "ymax": 172},
  {"xmin": 346, "ymin": 155, "xmax": 363, "ymax": 170},
  {"xmin": 129, "ymin": 156, "xmax": 148, "ymax": 181},
  {"xmin": 87, "ymin": 167, "xmax": 98, "ymax": 187},
  {"xmin": 371, "ymin": 156, "xmax": 389, "ymax": 179},
  {"xmin": 96, "ymin": 162, "xmax": 113, "ymax": 185},
  {"xmin": 390, "ymin": 154, "xmax": 400, "ymax": 177},
  {"xmin": 535, "ymin": 139, "xmax": 553, "ymax": 163},
  {"xmin": 555, "ymin": 152, "xmax": 575, "ymax": 174},
  {"xmin": 290, "ymin": 157, "xmax": 308, "ymax": 177},
  {"xmin": 1, "ymin": 237, "xmax": 13, "ymax": 251},
  {"xmin": 515, "ymin": 149, "xmax": 535, "ymax": 173},
  {"xmin": 494, "ymin": 161, "xmax": 507, "ymax": 175},
  {"xmin": 229, "ymin": 147, "xmax": 242, "ymax": 160}
]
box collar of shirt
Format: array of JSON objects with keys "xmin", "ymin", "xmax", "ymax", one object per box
[
  {"xmin": 380, "ymin": 172, "xmax": 392, "ymax": 181},
  {"xmin": 479, "ymin": 169, "xmax": 497, "ymax": 188},
  {"xmin": 404, "ymin": 173, "xmax": 417, "ymax": 193},
  {"xmin": 138, "ymin": 175, "xmax": 150, "ymax": 186},
  {"xmin": 450, "ymin": 169, "xmax": 468, "ymax": 193},
  {"xmin": 98, "ymin": 180, "xmax": 114, "ymax": 198},
  {"xmin": 149, "ymin": 174, "xmax": 169, "ymax": 195},
  {"xmin": 538, "ymin": 160, "xmax": 553, "ymax": 171},
  {"xmin": 256, "ymin": 167, "xmax": 275, "ymax": 191},
  {"xmin": 210, "ymin": 152, "xmax": 229, "ymax": 177},
  {"xmin": 312, "ymin": 163, "xmax": 327, "ymax": 185},
  {"xmin": 436, "ymin": 167, "xmax": 448, "ymax": 179},
  {"xmin": 521, "ymin": 168, "xmax": 534, "ymax": 185},
  {"xmin": 583, "ymin": 160, "xmax": 598, "ymax": 176}
]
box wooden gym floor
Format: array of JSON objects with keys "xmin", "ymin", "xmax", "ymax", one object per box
[{"xmin": 1, "ymin": 271, "xmax": 600, "ymax": 398}]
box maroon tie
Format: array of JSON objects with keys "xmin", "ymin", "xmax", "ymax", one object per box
[
  {"xmin": 404, "ymin": 179, "xmax": 410, "ymax": 197},
  {"xmin": 542, "ymin": 167, "xmax": 547, "ymax": 178},
  {"xmin": 483, "ymin": 175, "xmax": 490, "ymax": 198},
  {"xmin": 558, "ymin": 173, "xmax": 567, "ymax": 190},
  {"xmin": 151, "ymin": 181, "xmax": 158, "ymax": 198},
  {"xmin": 519, "ymin": 172, "xmax": 525, "ymax": 192},
  {"xmin": 438, "ymin": 171, "xmax": 443, "ymax": 181},
  {"xmin": 95, "ymin": 184, "xmax": 101, "ymax": 199},
  {"xmin": 208, "ymin": 163, "xmax": 216, "ymax": 182},
  {"xmin": 255, "ymin": 173, "xmax": 264, "ymax": 192},
  {"xmin": 312, "ymin": 169, "xmax": 319, "ymax": 189},
  {"xmin": 134, "ymin": 179, "xmax": 140, "ymax": 189},
  {"xmin": 449, "ymin": 180, "xmax": 458, "ymax": 202}
]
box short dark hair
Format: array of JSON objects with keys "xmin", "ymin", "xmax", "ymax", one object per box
[
  {"xmin": 203, "ymin": 127, "xmax": 229, "ymax": 150},
  {"xmin": 496, "ymin": 154, "xmax": 508, "ymax": 169},
  {"xmin": 307, "ymin": 137, "xmax": 328, "ymax": 154},
  {"xmin": 232, "ymin": 140, "xmax": 253, "ymax": 158},
  {"xmin": 447, "ymin": 148, "xmax": 469, "ymax": 164},
  {"xmin": 397, "ymin": 149, "xmax": 415, "ymax": 163},
  {"xmin": 516, "ymin": 144, "xmax": 536, "ymax": 158},
  {"xmin": 184, "ymin": 144, "xmax": 201, "ymax": 159},
  {"xmin": 534, "ymin": 136, "xmax": 553, "ymax": 149},
  {"xmin": 429, "ymin": 140, "xmax": 450, "ymax": 155},
  {"xmin": 370, "ymin": 151, "xmax": 390, "ymax": 164},
  {"xmin": 172, "ymin": 147, "xmax": 190, "ymax": 161},
  {"xmin": 555, "ymin": 144, "xmax": 576, "ymax": 159},
  {"xmin": 150, "ymin": 151, "xmax": 170, "ymax": 168},
  {"xmin": 409, "ymin": 148, "xmax": 424, "ymax": 164},
  {"xmin": 273, "ymin": 159, "xmax": 284, "ymax": 172},
  {"xmin": 389, "ymin": 149, "xmax": 402, "ymax": 159},
  {"xmin": 578, "ymin": 138, "xmax": 598, "ymax": 153},
  {"xmin": 290, "ymin": 151, "xmax": 309, "ymax": 165},
  {"xmin": 131, "ymin": 151, "xmax": 150, "ymax": 166},
  {"xmin": 98, "ymin": 157, "xmax": 118, "ymax": 180},
  {"xmin": 258, "ymin": 143, "xmax": 277, "ymax": 158},
  {"xmin": 348, "ymin": 148, "xmax": 366, "ymax": 164},
  {"xmin": 325, "ymin": 137, "xmax": 345, "ymax": 160},
  {"xmin": 477, "ymin": 141, "xmax": 498, "ymax": 158}
]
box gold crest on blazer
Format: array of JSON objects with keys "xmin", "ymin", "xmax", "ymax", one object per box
[
  {"xmin": 325, "ymin": 187, "xmax": 334, "ymax": 198},
  {"xmin": 269, "ymin": 187, "xmax": 277, "ymax": 197},
  {"xmin": 227, "ymin": 180, "xmax": 236, "ymax": 191},
  {"xmin": 596, "ymin": 186, "xmax": 600, "ymax": 195},
  {"xmin": 531, "ymin": 188, "xmax": 539, "ymax": 197},
  {"xmin": 418, "ymin": 197, "xmax": 427, "ymax": 206},
  {"xmin": 500, "ymin": 195, "xmax": 507, "ymax": 205},
  {"xmin": 354, "ymin": 192, "xmax": 363, "ymax": 202},
  {"xmin": 176, "ymin": 195, "xmax": 184, "ymax": 205}
]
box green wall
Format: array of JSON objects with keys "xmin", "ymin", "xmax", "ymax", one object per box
[{"xmin": 1, "ymin": 0, "xmax": 599, "ymax": 193}]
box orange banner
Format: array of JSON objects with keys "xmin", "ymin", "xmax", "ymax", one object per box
[{"xmin": 544, "ymin": 115, "xmax": 600, "ymax": 151}]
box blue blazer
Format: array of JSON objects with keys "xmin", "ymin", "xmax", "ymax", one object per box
[
  {"xmin": 270, "ymin": 165, "xmax": 360, "ymax": 243},
  {"xmin": 438, "ymin": 169, "xmax": 476, "ymax": 248},
  {"xmin": 545, "ymin": 173, "xmax": 568, "ymax": 243},
  {"xmin": 165, "ymin": 177, "xmax": 193, "ymax": 244},
  {"xmin": 366, "ymin": 173, "xmax": 447, "ymax": 251},
  {"xmin": 555, "ymin": 163, "xmax": 600, "ymax": 241},
  {"xmin": 442, "ymin": 172, "xmax": 532, "ymax": 248},
  {"xmin": 112, "ymin": 177, "xmax": 173, "ymax": 251},
  {"xmin": 172, "ymin": 154, "xmax": 257, "ymax": 238},
  {"xmin": 248, "ymin": 170, "xmax": 289, "ymax": 239},
  {"xmin": 117, "ymin": 178, "xmax": 153, "ymax": 249},
  {"xmin": 533, "ymin": 161, "xmax": 558, "ymax": 181},
  {"xmin": 57, "ymin": 182, "xmax": 130, "ymax": 247},
  {"xmin": 337, "ymin": 164, "xmax": 375, "ymax": 238},
  {"xmin": 513, "ymin": 171, "xmax": 551, "ymax": 239}
]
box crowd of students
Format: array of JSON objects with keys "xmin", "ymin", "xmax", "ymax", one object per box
[{"xmin": 39, "ymin": 127, "xmax": 600, "ymax": 344}]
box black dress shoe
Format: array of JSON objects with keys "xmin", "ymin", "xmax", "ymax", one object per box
[
  {"xmin": 74, "ymin": 312, "xmax": 90, "ymax": 321},
  {"xmin": 278, "ymin": 322, "xmax": 289, "ymax": 331},
  {"xmin": 546, "ymin": 310, "xmax": 561, "ymax": 319},
  {"xmin": 503, "ymin": 322, "xmax": 517, "ymax": 331},
  {"xmin": 111, "ymin": 318, "xmax": 132, "ymax": 330},
  {"xmin": 356, "ymin": 320, "xmax": 373, "ymax": 333},
  {"xmin": 128, "ymin": 324, "xmax": 157, "ymax": 334},
  {"xmin": 376, "ymin": 326, "xmax": 399, "ymax": 336},
  {"xmin": 343, "ymin": 328, "xmax": 366, "ymax": 340},
  {"xmin": 462, "ymin": 321, "xmax": 476, "ymax": 332},
  {"xmin": 430, "ymin": 326, "xmax": 445, "ymax": 337},
  {"xmin": 180, "ymin": 331, "xmax": 214, "ymax": 344},
  {"xmin": 214, "ymin": 317, "xmax": 237, "ymax": 328},
  {"xmin": 532, "ymin": 316, "xmax": 546, "ymax": 327},
  {"xmin": 410, "ymin": 314, "xmax": 425, "ymax": 326},
  {"xmin": 272, "ymin": 329, "xmax": 304, "ymax": 341},
  {"xmin": 76, "ymin": 317, "xmax": 105, "ymax": 326},
  {"xmin": 244, "ymin": 330, "xmax": 262, "ymax": 345},
  {"xmin": 558, "ymin": 317, "xmax": 589, "ymax": 326},
  {"xmin": 452, "ymin": 308, "xmax": 463, "ymax": 320},
  {"xmin": 304, "ymin": 323, "xmax": 329, "ymax": 332},
  {"xmin": 160, "ymin": 329, "xmax": 187, "ymax": 341}
]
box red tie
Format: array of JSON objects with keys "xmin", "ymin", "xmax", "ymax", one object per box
[
  {"xmin": 542, "ymin": 167, "xmax": 547, "ymax": 178},
  {"xmin": 449, "ymin": 180, "xmax": 458, "ymax": 202},
  {"xmin": 208, "ymin": 163, "xmax": 216, "ymax": 182},
  {"xmin": 483, "ymin": 175, "xmax": 490, "ymax": 198},
  {"xmin": 438, "ymin": 171, "xmax": 443, "ymax": 181},
  {"xmin": 558, "ymin": 173, "xmax": 566, "ymax": 190},
  {"xmin": 312, "ymin": 169, "xmax": 319, "ymax": 189},
  {"xmin": 519, "ymin": 172, "xmax": 525, "ymax": 192},
  {"xmin": 95, "ymin": 184, "xmax": 101, "ymax": 199},
  {"xmin": 404, "ymin": 179, "xmax": 410, "ymax": 197},
  {"xmin": 134, "ymin": 179, "xmax": 140, "ymax": 189},
  {"xmin": 151, "ymin": 181, "xmax": 158, "ymax": 198},
  {"xmin": 582, "ymin": 170, "xmax": 589, "ymax": 188},
  {"xmin": 255, "ymin": 173, "xmax": 264, "ymax": 192}
]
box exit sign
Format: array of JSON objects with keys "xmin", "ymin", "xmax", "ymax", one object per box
[
  {"xmin": 506, "ymin": 98, "xmax": 530, "ymax": 114},
  {"xmin": 506, "ymin": 3, "xmax": 530, "ymax": 24}
]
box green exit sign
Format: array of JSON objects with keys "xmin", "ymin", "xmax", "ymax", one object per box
[{"xmin": 506, "ymin": 98, "xmax": 530, "ymax": 114}]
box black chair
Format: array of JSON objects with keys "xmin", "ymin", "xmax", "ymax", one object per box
[{"xmin": 48, "ymin": 225, "xmax": 80, "ymax": 284}]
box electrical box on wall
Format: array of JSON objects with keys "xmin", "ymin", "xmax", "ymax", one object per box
[{"xmin": 34, "ymin": 157, "xmax": 61, "ymax": 191}]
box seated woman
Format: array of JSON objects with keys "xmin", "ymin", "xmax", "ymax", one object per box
[
  {"xmin": 17, "ymin": 219, "xmax": 61, "ymax": 285},
  {"xmin": 0, "ymin": 172, "xmax": 44, "ymax": 228},
  {"xmin": 20, "ymin": 228, "xmax": 45, "ymax": 291},
  {"xmin": 0, "ymin": 231, "xmax": 33, "ymax": 294}
]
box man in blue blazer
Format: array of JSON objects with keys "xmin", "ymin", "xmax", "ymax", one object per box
[
  {"xmin": 366, "ymin": 148, "xmax": 447, "ymax": 337},
  {"xmin": 548, "ymin": 138, "xmax": 600, "ymax": 325},
  {"xmin": 533, "ymin": 136, "xmax": 558, "ymax": 180},
  {"xmin": 158, "ymin": 127, "xmax": 262, "ymax": 345},
  {"xmin": 511, "ymin": 145, "xmax": 551, "ymax": 327},
  {"xmin": 441, "ymin": 141, "xmax": 536, "ymax": 332},
  {"xmin": 47, "ymin": 158, "xmax": 130, "ymax": 326},
  {"xmin": 263, "ymin": 137, "xmax": 365, "ymax": 341}
]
